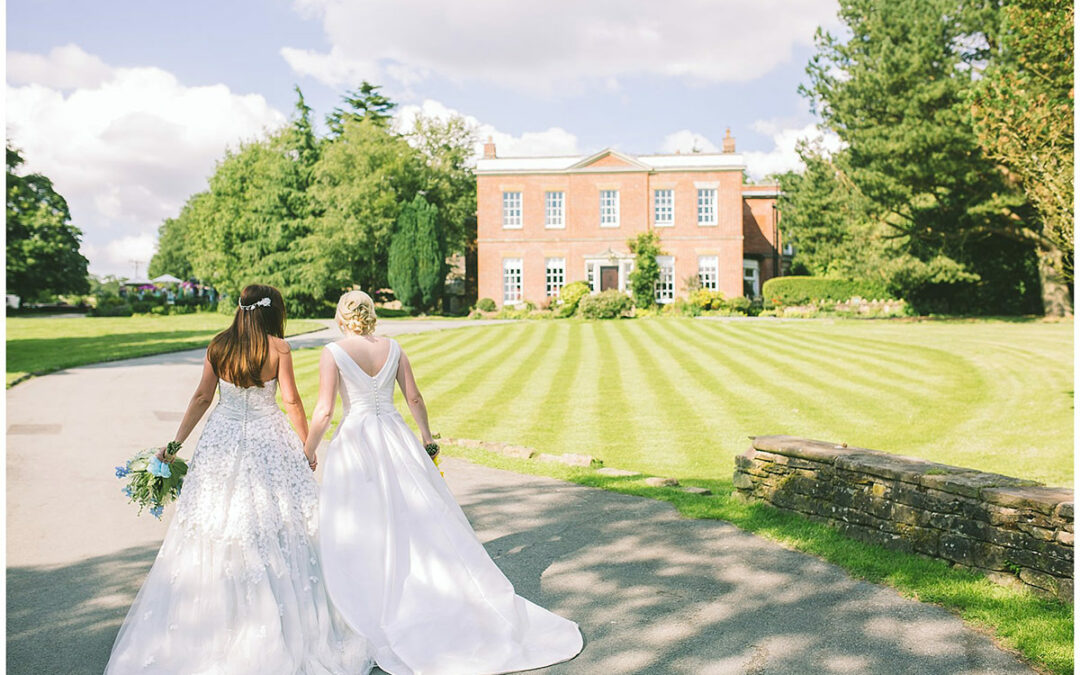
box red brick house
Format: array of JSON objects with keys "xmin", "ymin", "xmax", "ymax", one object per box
[{"xmin": 475, "ymin": 132, "xmax": 783, "ymax": 307}]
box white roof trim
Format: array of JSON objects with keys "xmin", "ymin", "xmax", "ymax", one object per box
[{"xmin": 476, "ymin": 148, "xmax": 747, "ymax": 174}]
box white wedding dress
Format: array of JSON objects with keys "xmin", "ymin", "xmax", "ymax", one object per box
[
  {"xmin": 319, "ymin": 339, "xmax": 583, "ymax": 675},
  {"xmin": 105, "ymin": 376, "xmax": 374, "ymax": 675}
]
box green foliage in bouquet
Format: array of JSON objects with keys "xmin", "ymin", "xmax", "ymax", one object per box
[{"xmin": 116, "ymin": 441, "xmax": 188, "ymax": 518}]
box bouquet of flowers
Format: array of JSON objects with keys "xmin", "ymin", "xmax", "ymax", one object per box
[
  {"xmin": 115, "ymin": 441, "xmax": 188, "ymax": 519},
  {"xmin": 425, "ymin": 435, "xmax": 444, "ymax": 478}
]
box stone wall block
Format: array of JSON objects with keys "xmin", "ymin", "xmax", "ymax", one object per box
[
  {"xmin": 940, "ymin": 534, "xmax": 1008, "ymax": 570},
  {"xmin": 982, "ymin": 486, "xmax": 1073, "ymax": 515},
  {"xmin": 920, "ymin": 471, "xmax": 1039, "ymax": 499},
  {"xmin": 1006, "ymin": 547, "xmax": 1072, "ymax": 577},
  {"xmin": 733, "ymin": 471, "xmax": 754, "ymax": 490}
]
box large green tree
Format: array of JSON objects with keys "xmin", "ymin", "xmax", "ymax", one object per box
[
  {"xmin": 800, "ymin": 0, "xmax": 1042, "ymax": 314},
  {"xmin": 969, "ymin": 0, "xmax": 1074, "ymax": 316},
  {"xmin": 185, "ymin": 89, "xmax": 324, "ymax": 314},
  {"xmin": 325, "ymin": 82, "xmax": 397, "ymax": 136},
  {"xmin": 6, "ymin": 144, "xmax": 89, "ymax": 300},
  {"xmin": 147, "ymin": 214, "xmax": 192, "ymax": 279},
  {"xmin": 306, "ymin": 118, "xmax": 422, "ymax": 297},
  {"xmin": 404, "ymin": 112, "xmax": 478, "ymax": 257}
]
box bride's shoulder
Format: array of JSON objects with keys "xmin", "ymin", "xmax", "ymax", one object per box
[{"xmin": 268, "ymin": 335, "xmax": 291, "ymax": 354}]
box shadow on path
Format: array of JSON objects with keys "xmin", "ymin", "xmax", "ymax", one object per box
[
  {"xmin": 7, "ymin": 545, "xmax": 158, "ymax": 675},
  {"xmin": 6, "ymin": 463, "xmax": 1033, "ymax": 674}
]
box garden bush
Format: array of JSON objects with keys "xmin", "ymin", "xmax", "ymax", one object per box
[
  {"xmin": 474, "ymin": 297, "xmax": 497, "ymax": 312},
  {"xmin": 763, "ymin": 276, "xmax": 892, "ymax": 307},
  {"xmin": 555, "ymin": 281, "xmax": 590, "ymax": 317},
  {"xmin": 89, "ymin": 295, "xmax": 133, "ymax": 317},
  {"xmin": 576, "ymin": 289, "xmax": 634, "ymax": 319},
  {"xmin": 690, "ymin": 289, "xmax": 726, "ymax": 311}
]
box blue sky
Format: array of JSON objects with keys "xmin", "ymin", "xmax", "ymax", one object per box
[{"xmin": 7, "ymin": 0, "xmax": 839, "ymax": 277}]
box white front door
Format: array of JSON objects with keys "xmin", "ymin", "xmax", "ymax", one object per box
[{"xmin": 742, "ymin": 259, "xmax": 760, "ymax": 298}]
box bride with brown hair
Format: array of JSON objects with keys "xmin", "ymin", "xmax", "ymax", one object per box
[
  {"xmin": 305, "ymin": 290, "xmax": 583, "ymax": 675},
  {"xmin": 106, "ymin": 284, "xmax": 372, "ymax": 674}
]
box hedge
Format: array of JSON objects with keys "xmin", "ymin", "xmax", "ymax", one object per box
[{"xmin": 762, "ymin": 276, "xmax": 892, "ymax": 307}]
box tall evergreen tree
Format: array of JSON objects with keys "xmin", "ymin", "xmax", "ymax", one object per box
[
  {"xmin": 388, "ymin": 197, "xmax": 421, "ymax": 311},
  {"xmin": 6, "ymin": 143, "xmax": 89, "ymax": 300},
  {"xmin": 325, "ymin": 82, "xmax": 397, "ymax": 136},
  {"xmin": 412, "ymin": 195, "xmax": 444, "ymax": 309},
  {"xmin": 801, "ymin": 0, "xmax": 1041, "ymax": 314}
]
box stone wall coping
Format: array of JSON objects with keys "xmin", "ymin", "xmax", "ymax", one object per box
[{"xmin": 749, "ymin": 435, "xmax": 1071, "ymax": 506}]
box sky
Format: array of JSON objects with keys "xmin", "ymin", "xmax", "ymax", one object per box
[{"xmin": 7, "ymin": 0, "xmax": 842, "ymax": 278}]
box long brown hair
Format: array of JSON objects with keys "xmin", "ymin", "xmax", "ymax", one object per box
[{"xmin": 207, "ymin": 284, "xmax": 286, "ymax": 388}]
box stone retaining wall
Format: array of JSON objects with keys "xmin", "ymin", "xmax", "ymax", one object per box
[{"xmin": 734, "ymin": 435, "xmax": 1073, "ymax": 602}]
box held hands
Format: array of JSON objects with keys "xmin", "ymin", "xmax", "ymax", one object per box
[{"xmin": 305, "ymin": 452, "xmax": 318, "ymax": 472}]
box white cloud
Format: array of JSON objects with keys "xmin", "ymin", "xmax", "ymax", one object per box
[
  {"xmin": 743, "ymin": 122, "xmax": 842, "ymax": 179},
  {"xmin": 659, "ymin": 130, "xmax": 720, "ymax": 154},
  {"xmin": 657, "ymin": 123, "xmax": 842, "ymax": 180},
  {"xmin": 284, "ymin": 0, "xmax": 838, "ymax": 95},
  {"xmin": 7, "ymin": 44, "xmax": 112, "ymax": 89},
  {"xmin": 6, "ymin": 46, "xmax": 287, "ymax": 276},
  {"xmin": 395, "ymin": 99, "xmax": 581, "ymax": 160}
]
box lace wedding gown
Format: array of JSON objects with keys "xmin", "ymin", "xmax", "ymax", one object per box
[
  {"xmin": 105, "ymin": 377, "xmax": 374, "ymax": 675},
  {"xmin": 319, "ymin": 340, "xmax": 583, "ymax": 675}
]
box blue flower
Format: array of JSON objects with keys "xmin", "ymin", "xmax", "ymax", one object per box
[
  {"xmin": 150, "ymin": 505, "xmax": 164, "ymax": 519},
  {"xmin": 122, "ymin": 485, "xmax": 134, "ymax": 498},
  {"xmin": 147, "ymin": 456, "xmax": 171, "ymax": 479},
  {"xmin": 115, "ymin": 465, "xmax": 130, "ymax": 478}
]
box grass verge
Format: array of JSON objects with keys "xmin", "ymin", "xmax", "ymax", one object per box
[{"xmin": 6, "ymin": 314, "xmax": 325, "ymax": 387}]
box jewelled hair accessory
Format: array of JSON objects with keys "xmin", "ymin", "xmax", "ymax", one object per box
[{"xmin": 239, "ymin": 297, "xmax": 271, "ymax": 310}]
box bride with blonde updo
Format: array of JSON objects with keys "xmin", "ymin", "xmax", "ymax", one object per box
[
  {"xmin": 335, "ymin": 290, "xmax": 377, "ymax": 336},
  {"xmin": 303, "ymin": 289, "xmax": 583, "ymax": 674}
]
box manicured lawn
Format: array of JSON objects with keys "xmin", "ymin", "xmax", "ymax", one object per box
[
  {"xmin": 292, "ymin": 317, "xmax": 1074, "ymax": 673},
  {"xmin": 295, "ymin": 317, "xmax": 1073, "ymax": 487},
  {"xmin": 6, "ymin": 314, "xmax": 325, "ymax": 387}
]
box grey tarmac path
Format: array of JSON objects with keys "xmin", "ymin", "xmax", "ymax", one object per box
[{"xmin": 7, "ymin": 319, "xmax": 1033, "ymax": 674}]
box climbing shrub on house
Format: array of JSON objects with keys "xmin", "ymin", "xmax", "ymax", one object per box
[{"xmin": 628, "ymin": 231, "xmax": 664, "ymax": 309}]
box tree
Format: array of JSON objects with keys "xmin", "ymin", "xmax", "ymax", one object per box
[
  {"xmin": 969, "ymin": 0, "xmax": 1074, "ymax": 316},
  {"xmin": 6, "ymin": 143, "xmax": 89, "ymax": 300},
  {"xmin": 801, "ymin": 0, "xmax": 1042, "ymax": 315},
  {"xmin": 307, "ymin": 118, "xmax": 423, "ymax": 297},
  {"xmin": 413, "ymin": 195, "xmax": 444, "ymax": 308},
  {"xmin": 404, "ymin": 112, "xmax": 478, "ymax": 258},
  {"xmin": 628, "ymin": 231, "xmax": 664, "ymax": 308},
  {"xmin": 388, "ymin": 196, "xmax": 421, "ymax": 311},
  {"xmin": 148, "ymin": 214, "xmax": 192, "ymax": 279},
  {"xmin": 325, "ymin": 82, "xmax": 397, "ymax": 136}
]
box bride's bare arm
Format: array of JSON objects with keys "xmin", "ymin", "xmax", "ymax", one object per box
[
  {"xmin": 275, "ymin": 340, "xmax": 309, "ymax": 445},
  {"xmin": 302, "ymin": 347, "xmax": 339, "ymax": 468},
  {"xmin": 396, "ymin": 350, "xmax": 434, "ymax": 445},
  {"xmin": 158, "ymin": 353, "xmax": 218, "ymax": 460}
]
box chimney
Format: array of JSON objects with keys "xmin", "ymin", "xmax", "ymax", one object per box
[
  {"xmin": 722, "ymin": 128, "xmax": 735, "ymax": 154},
  {"xmin": 483, "ymin": 136, "xmax": 497, "ymax": 159}
]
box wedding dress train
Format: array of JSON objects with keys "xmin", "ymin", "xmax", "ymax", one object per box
[{"xmin": 319, "ymin": 339, "xmax": 583, "ymax": 675}]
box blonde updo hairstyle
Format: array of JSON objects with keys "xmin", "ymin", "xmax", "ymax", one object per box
[{"xmin": 336, "ymin": 290, "xmax": 377, "ymax": 336}]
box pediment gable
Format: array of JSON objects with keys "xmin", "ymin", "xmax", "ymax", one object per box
[{"xmin": 569, "ymin": 149, "xmax": 651, "ymax": 171}]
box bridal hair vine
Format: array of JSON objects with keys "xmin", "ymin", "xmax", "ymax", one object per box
[{"xmin": 239, "ymin": 297, "xmax": 272, "ymax": 311}]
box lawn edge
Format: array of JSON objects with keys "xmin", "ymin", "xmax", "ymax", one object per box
[{"xmin": 6, "ymin": 321, "xmax": 327, "ymax": 389}]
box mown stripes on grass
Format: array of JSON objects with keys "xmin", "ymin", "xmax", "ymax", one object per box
[{"xmin": 292, "ymin": 318, "xmax": 1072, "ymax": 487}]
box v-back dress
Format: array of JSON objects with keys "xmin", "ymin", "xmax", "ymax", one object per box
[
  {"xmin": 105, "ymin": 375, "xmax": 373, "ymax": 674},
  {"xmin": 319, "ymin": 339, "xmax": 583, "ymax": 675}
]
